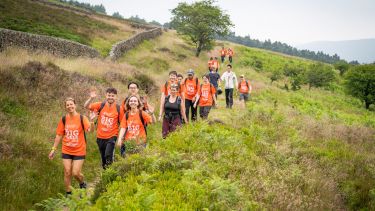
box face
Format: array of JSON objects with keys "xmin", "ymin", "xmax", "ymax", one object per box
[
  {"xmin": 128, "ymin": 83, "xmax": 138, "ymax": 95},
  {"xmin": 178, "ymin": 76, "xmax": 183, "ymax": 82},
  {"xmin": 169, "ymin": 74, "xmax": 177, "ymax": 82},
  {"xmin": 187, "ymin": 74, "xmax": 193, "ymax": 79},
  {"xmin": 65, "ymin": 100, "xmax": 76, "ymax": 113},
  {"xmin": 203, "ymin": 76, "xmax": 209, "ymax": 83},
  {"xmin": 170, "ymin": 87, "xmax": 178, "ymax": 95},
  {"xmin": 240, "ymin": 76, "xmax": 244, "ymax": 81},
  {"xmin": 128, "ymin": 96, "xmax": 139, "ymax": 109},
  {"xmin": 227, "ymin": 66, "xmax": 232, "ymax": 72},
  {"xmin": 106, "ymin": 92, "xmax": 117, "ymax": 104}
]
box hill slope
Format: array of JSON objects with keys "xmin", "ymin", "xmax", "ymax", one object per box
[{"xmin": 0, "ymin": 9, "xmax": 374, "ymax": 210}]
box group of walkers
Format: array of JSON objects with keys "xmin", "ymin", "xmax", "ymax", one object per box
[{"xmin": 48, "ymin": 46, "xmax": 252, "ymax": 196}]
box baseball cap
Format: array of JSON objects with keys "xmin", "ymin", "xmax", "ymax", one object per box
[{"xmin": 187, "ymin": 69, "xmax": 194, "ymax": 75}]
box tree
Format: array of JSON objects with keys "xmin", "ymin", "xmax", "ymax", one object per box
[
  {"xmin": 269, "ymin": 69, "xmax": 283, "ymax": 84},
  {"xmin": 171, "ymin": 0, "xmax": 233, "ymax": 57},
  {"xmin": 345, "ymin": 64, "xmax": 375, "ymax": 109},
  {"xmin": 112, "ymin": 12, "xmax": 124, "ymax": 19},
  {"xmin": 334, "ymin": 60, "xmax": 350, "ymax": 76},
  {"xmin": 306, "ymin": 63, "xmax": 336, "ymax": 89}
]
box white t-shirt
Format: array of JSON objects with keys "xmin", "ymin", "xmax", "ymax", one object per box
[{"xmin": 221, "ymin": 71, "xmax": 238, "ymax": 89}]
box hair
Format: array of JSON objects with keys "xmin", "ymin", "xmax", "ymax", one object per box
[
  {"xmin": 64, "ymin": 97, "xmax": 75, "ymax": 106},
  {"xmin": 169, "ymin": 71, "xmax": 177, "ymax": 76},
  {"xmin": 202, "ymin": 74, "xmax": 209, "ymax": 79},
  {"xmin": 227, "ymin": 64, "xmax": 232, "ymax": 68},
  {"xmin": 128, "ymin": 82, "xmax": 139, "ymax": 89},
  {"xmin": 210, "ymin": 57, "xmax": 213, "ymax": 60},
  {"xmin": 125, "ymin": 95, "xmax": 142, "ymax": 110},
  {"xmin": 177, "ymin": 74, "xmax": 183, "ymax": 78},
  {"xmin": 106, "ymin": 87, "xmax": 117, "ymax": 94},
  {"xmin": 170, "ymin": 83, "xmax": 179, "ymax": 91}
]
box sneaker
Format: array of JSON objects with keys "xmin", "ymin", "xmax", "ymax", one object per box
[{"xmin": 79, "ymin": 182, "xmax": 87, "ymax": 189}]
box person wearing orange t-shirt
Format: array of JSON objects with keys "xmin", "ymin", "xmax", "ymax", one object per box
[
  {"xmin": 194, "ymin": 74, "xmax": 217, "ymax": 119},
  {"xmin": 49, "ymin": 97, "xmax": 95, "ymax": 196},
  {"xmin": 117, "ymin": 95, "xmax": 155, "ymax": 156},
  {"xmin": 208, "ymin": 57, "xmax": 214, "ymax": 71},
  {"xmin": 212, "ymin": 57, "xmax": 220, "ymax": 72},
  {"xmin": 183, "ymin": 69, "xmax": 200, "ymax": 122},
  {"xmin": 227, "ymin": 48, "xmax": 234, "ymax": 63},
  {"xmin": 238, "ymin": 75, "xmax": 252, "ymax": 108},
  {"xmin": 84, "ymin": 88, "xmax": 123, "ymax": 169},
  {"xmin": 220, "ymin": 47, "xmax": 227, "ymax": 63},
  {"xmin": 159, "ymin": 71, "xmax": 185, "ymax": 120}
]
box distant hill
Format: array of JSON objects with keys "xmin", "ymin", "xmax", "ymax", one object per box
[{"xmin": 297, "ymin": 39, "xmax": 375, "ymax": 64}]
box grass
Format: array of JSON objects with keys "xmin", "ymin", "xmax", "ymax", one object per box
[
  {"xmin": 1, "ymin": 28, "xmax": 375, "ymax": 210},
  {"xmin": 0, "ymin": 0, "xmax": 138, "ymax": 56}
]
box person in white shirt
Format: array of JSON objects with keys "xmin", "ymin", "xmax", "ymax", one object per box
[{"xmin": 220, "ymin": 64, "xmax": 238, "ymax": 108}]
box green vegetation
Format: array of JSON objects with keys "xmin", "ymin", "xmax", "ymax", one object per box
[
  {"xmin": 345, "ymin": 64, "xmax": 375, "ymax": 109},
  {"xmin": 171, "ymin": 0, "xmax": 233, "ymax": 57}
]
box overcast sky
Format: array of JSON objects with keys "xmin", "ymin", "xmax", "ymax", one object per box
[{"xmin": 78, "ymin": 0, "xmax": 375, "ymax": 46}]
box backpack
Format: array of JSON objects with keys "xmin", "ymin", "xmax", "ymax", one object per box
[
  {"xmin": 62, "ymin": 114, "xmax": 86, "ymax": 143},
  {"xmin": 98, "ymin": 101, "xmax": 121, "ymax": 124},
  {"xmin": 124, "ymin": 110, "xmax": 148, "ymax": 136}
]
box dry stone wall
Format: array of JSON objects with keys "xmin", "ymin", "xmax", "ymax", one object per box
[
  {"xmin": 0, "ymin": 28, "xmax": 100, "ymax": 58},
  {"xmin": 109, "ymin": 27, "xmax": 162, "ymax": 61}
]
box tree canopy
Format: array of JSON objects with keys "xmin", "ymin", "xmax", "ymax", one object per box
[
  {"xmin": 345, "ymin": 64, "xmax": 375, "ymax": 109},
  {"xmin": 171, "ymin": 0, "xmax": 233, "ymax": 57}
]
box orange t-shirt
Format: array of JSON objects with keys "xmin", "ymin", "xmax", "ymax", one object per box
[
  {"xmin": 238, "ymin": 81, "xmax": 250, "ymax": 94},
  {"xmin": 56, "ymin": 114, "xmax": 90, "ymax": 156},
  {"xmin": 212, "ymin": 60, "xmax": 219, "ymax": 69},
  {"xmin": 220, "ymin": 49, "xmax": 227, "ymax": 56},
  {"xmin": 199, "ymin": 83, "xmax": 216, "ymax": 106},
  {"xmin": 120, "ymin": 111, "xmax": 152, "ymax": 144},
  {"xmin": 89, "ymin": 102, "xmax": 124, "ymax": 139},
  {"xmin": 227, "ymin": 50, "xmax": 234, "ymax": 56},
  {"xmin": 184, "ymin": 78, "xmax": 200, "ymax": 100},
  {"xmin": 161, "ymin": 81, "xmax": 184, "ymax": 98}
]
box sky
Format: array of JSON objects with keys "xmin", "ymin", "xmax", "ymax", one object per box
[{"xmin": 78, "ymin": 0, "xmax": 375, "ymax": 46}]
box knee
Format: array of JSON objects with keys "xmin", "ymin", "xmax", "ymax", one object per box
[
  {"xmin": 72, "ymin": 170, "xmax": 81, "ymax": 178},
  {"xmin": 64, "ymin": 170, "xmax": 72, "ymax": 178}
]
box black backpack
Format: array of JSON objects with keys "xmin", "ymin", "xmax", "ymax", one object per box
[
  {"xmin": 62, "ymin": 114, "xmax": 86, "ymax": 143},
  {"xmin": 97, "ymin": 101, "xmax": 121, "ymax": 124}
]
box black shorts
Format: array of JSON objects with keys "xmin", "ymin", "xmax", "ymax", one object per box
[{"xmin": 62, "ymin": 153, "xmax": 85, "ymax": 160}]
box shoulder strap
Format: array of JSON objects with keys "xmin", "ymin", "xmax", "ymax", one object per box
[
  {"xmin": 80, "ymin": 114, "xmax": 87, "ymax": 143},
  {"xmin": 98, "ymin": 101, "xmax": 106, "ymax": 115},
  {"xmin": 116, "ymin": 104, "xmax": 120, "ymax": 124},
  {"xmin": 195, "ymin": 77, "xmax": 198, "ymax": 87},
  {"xmin": 62, "ymin": 115, "xmax": 66, "ymax": 126},
  {"xmin": 139, "ymin": 111, "xmax": 147, "ymax": 135},
  {"xmin": 164, "ymin": 81, "xmax": 168, "ymax": 94},
  {"xmin": 246, "ymin": 80, "xmax": 249, "ymax": 88}
]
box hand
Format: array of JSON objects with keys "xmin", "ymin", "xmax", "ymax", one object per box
[
  {"xmin": 116, "ymin": 140, "xmax": 122, "ymax": 148},
  {"xmin": 89, "ymin": 111, "xmax": 97, "ymax": 121},
  {"xmin": 48, "ymin": 150, "xmax": 55, "ymax": 160},
  {"xmin": 89, "ymin": 88, "xmax": 97, "ymax": 99},
  {"xmin": 148, "ymin": 104, "xmax": 155, "ymax": 114},
  {"xmin": 158, "ymin": 115, "xmax": 162, "ymax": 122},
  {"xmin": 193, "ymin": 103, "xmax": 197, "ymax": 108}
]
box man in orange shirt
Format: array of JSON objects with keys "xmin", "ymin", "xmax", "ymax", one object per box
[
  {"xmin": 183, "ymin": 69, "xmax": 200, "ymax": 122},
  {"xmin": 238, "ymin": 75, "xmax": 252, "ymax": 108},
  {"xmin": 220, "ymin": 47, "xmax": 227, "ymax": 63},
  {"xmin": 84, "ymin": 88, "xmax": 123, "ymax": 169},
  {"xmin": 212, "ymin": 57, "xmax": 220, "ymax": 72},
  {"xmin": 208, "ymin": 57, "xmax": 214, "ymax": 71},
  {"xmin": 227, "ymin": 48, "xmax": 234, "ymax": 63},
  {"xmin": 159, "ymin": 71, "xmax": 185, "ymax": 120},
  {"xmin": 194, "ymin": 74, "xmax": 217, "ymax": 119}
]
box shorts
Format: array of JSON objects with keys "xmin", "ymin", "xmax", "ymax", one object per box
[
  {"xmin": 62, "ymin": 153, "xmax": 85, "ymax": 160},
  {"xmin": 239, "ymin": 93, "xmax": 249, "ymax": 101}
]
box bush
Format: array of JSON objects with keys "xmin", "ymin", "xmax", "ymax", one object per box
[{"xmin": 306, "ymin": 63, "xmax": 336, "ymax": 89}]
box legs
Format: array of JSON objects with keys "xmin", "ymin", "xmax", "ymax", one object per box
[
  {"xmin": 228, "ymin": 88, "xmax": 234, "ymax": 108},
  {"xmin": 185, "ymin": 99, "xmax": 197, "ymax": 122},
  {"xmin": 96, "ymin": 139, "xmax": 106, "ymax": 169},
  {"xmin": 162, "ymin": 116, "xmax": 182, "ymax": 138},
  {"xmin": 97, "ymin": 137, "xmax": 116, "ymax": 169},
  {"xmin": 229, "ymin": 56, "xmax": 233, "ymax": 63},
  {"xmin": 225, "ymin": 89, "xmax": 230, "ymax": 108},
  {"xmin": 221, "ymin": 56, "xmax": 225, "ymax": 63},
  {"xmin": 199, "ymin": 106, "xmax": 212, "ymax": 119},
  {"xmin": 62, "ymin": 158, "xmax": 85, "ymax": 193}
]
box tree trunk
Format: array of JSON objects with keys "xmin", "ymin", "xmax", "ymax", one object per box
[
  {"xmin": 195, "ymin": 40, "xmax": 203, "ymax": 57},
  {"xmin": 365, "ymin": 100, "xmax": 370, "ymax": 109}
]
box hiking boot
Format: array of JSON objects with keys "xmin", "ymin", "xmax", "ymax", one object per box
[{"xmin": 79, "ymin": 182, "xmax": 87, "ymax": 189}]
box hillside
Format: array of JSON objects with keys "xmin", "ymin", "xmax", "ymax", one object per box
[
  {"xmin": 0, "ymin": 0, "xmax": 144, "ymax": 56},
  {"xmin": 1, "ymin": 25, "xmax": 374, "ymax": 210},
  {"xmin": 297, "ymin": 39, "xmax": 375, "ymax": 64}
]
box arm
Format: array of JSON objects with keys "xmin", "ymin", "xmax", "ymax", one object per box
[
  {"xmin": 193, "ymin": 92, "xmax": 201, "ymax": 108},
  {"xmin": 159, "ymin": 93, "xmax": 165, "ymax": 121},
  {"xmin": 49, "ymin": 135, "xmax": 62, "ymax": 160},
  {"xmin": 147, "ymin": 104, "xmax": 156, "ymax": 123},
  {"xmin": 180, "ymin": 101, "xmax": 188, "ymax": 123},
  {"xmin": 117, "ymin": 127, "xmax": 126, "ymax": 148},
  {"xmin": 84, "ymin": 90, "xmax": 97, "ymax": 109},
  {"xmin": 87, "ymin": 112, "xmax": 96, "ymax": 133}
]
